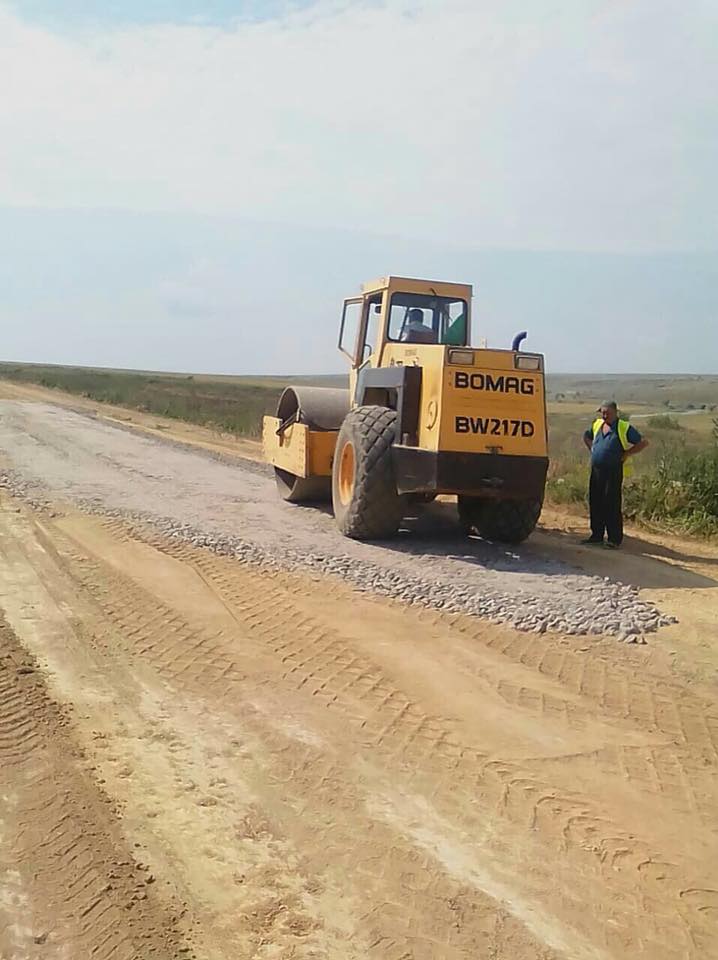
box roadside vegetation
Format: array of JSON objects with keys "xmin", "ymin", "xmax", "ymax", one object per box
[
  {"xmin": 0, "ymin": 363, "xmax": 283, "ymax": 437},
  {"xmin": 2, "ymin": 362, "xmax": 717, "ymax": 536}
]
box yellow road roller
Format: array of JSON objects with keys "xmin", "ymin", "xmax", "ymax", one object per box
[{"xmin": 263, "ymin": 276, "xmax": 548, "ymax": 542}]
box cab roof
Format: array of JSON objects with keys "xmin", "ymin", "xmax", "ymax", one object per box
[{"xmin": 361, "ymin": 275, "xmax": 472, "ymax": 299}]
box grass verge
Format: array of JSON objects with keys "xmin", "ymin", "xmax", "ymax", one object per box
[{"xmin": 0, "ymin": 363, "xmax": 282, "ymax": 438}]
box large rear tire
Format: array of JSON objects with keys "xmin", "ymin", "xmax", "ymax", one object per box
[
  {"xmin": 458, "ymin": 496, "xmax": 542, "ymax": 544},
  {"xmin": 332, "ymin": 406, "xmax": 402, "ymax": 539}
]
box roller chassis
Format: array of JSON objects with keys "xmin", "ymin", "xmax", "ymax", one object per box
[{"xmin": 263, "ymin": 275, "xmax": 548, "ymax": 543}]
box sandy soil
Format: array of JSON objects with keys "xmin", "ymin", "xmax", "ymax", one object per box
[
  {"xmin": 0, "ymin": 381, "xmax": 717, "ymax": 959},
  {"xmin": 0, "ymin": 613, "xmax": 186, "ymax": 960}
]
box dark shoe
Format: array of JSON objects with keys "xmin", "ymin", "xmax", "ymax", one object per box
[
  {"xmin": 605, "ymin": 541, "xmax": 621, "ymax": 549},
  {"xmin": 580, "ymin": 537, "xmax": 604, "ymax": 545}
]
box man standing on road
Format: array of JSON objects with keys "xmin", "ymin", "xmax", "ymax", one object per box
[{"xmin": 581, "ymin": 401, "xmax": 648, "ymax": 549}]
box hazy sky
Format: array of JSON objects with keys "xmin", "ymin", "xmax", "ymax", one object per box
[{"xmin": 1, "ymin": 0, "xmax": 716, "ymax": 374}]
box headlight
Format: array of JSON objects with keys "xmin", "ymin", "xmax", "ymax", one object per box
[
  {"xmin": 448, "ymin": 349, "xmax": 475, "ymax": 365},
  {"xmin": 514, "ymin": 354, "xmax": 542, "ymax": 370}
]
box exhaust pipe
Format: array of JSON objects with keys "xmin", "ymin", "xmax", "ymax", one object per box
[{"xmin": 512, "ymin": 330, "xmax": 528, "ymax": 351}]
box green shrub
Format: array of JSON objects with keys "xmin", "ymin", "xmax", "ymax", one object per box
[
  {"xmin": 623, "ymin": 445, "xmax": 718, "ymax": 536},
  {"xmin": 546, "ymin": 462, "xmax": 588, "ymax": 505},
  {"xmin": 646, "ymin": 414, "xmax": 682, "ymax": 430}
]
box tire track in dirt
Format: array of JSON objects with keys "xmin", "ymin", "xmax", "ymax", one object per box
[
  {"xmin": 25, "ymin": 516, "xmax": 569, "ymax": 959},
  {"xmin": 142, "ymin": 530, "xmax": 718, "ymax": 957},
  {"xmin": 455, "ymin": 614, "xmax": 718, "ymax": 763},
  {"xmin": 443, "ymin": 612, "xmax": 718, "ymax": 835},
  {"xmin": 1, "ymin": 504, "xmax": 360, "ymax": 959},
  {"xmin": 53, "ymin": 516, "xmax": 718, "ymax": 958},
  {"xmin": 113, "ymin": 514, "xmax": 718, "ymax": 771},
  {"xmin": 147, "ymin": 525, "xmax": 718, "ymax": 824},
  {"xmin": 0, "ymin": 619, "xmax": 189, "ymax": 960}
]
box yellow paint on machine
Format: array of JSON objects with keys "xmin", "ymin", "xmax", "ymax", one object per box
[
  {"xmin": 439, "ymin": 354, "xmax": 547, "ymax": 457},
  {"xmin": 378, "ymin": 345, "xmax": 547, "ymax": 458},
  {"xmin": 262, "ymin": 417, "xmax": 337, "ymax": 478},
  {"xmin": 381, "ymin": 342, "xmax": 445, "ymax": 452}
]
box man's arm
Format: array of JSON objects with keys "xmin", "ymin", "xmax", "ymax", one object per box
[
  {"xmin": 583, "ymin": 428, "xmax": 593, "ymax": 452},
  {"xmin": 624, "ymin": 438, "xmax": 649, "ymax": 459},
  {"xmin": 624, "ymin": 424, "xmax": 649, "ymax": 459}
]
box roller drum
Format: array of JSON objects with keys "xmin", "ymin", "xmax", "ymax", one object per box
[
  {"xmin": 276, "ymin": 385, "xmax": 350, "ymax": 431},
  {"xmin": 274, "ymin": 385, "xmax": 349, "ymax": 503}
]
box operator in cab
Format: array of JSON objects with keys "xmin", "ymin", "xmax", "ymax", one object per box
[{"xmin": 401, "ymin": 308, "xmax": 438, "ymax": 344}]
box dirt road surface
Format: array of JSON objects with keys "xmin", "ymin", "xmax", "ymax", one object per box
[{"xmin": 1, "ymin": 381, "xmax": 717, "ymax": 960}]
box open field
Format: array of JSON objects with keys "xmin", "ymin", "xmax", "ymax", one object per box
[
  {"xmin": 546, "ymin": 373, "xmax": 718, "ymax": 410},
  {"xmin": 0, "ymin": 361, "xmax": 349, "ymax": 434},
  {"xmin": 0, "ymin": 379, "xmax": 717, "ymax": 959}
]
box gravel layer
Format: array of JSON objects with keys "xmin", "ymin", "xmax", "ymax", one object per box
[
  {"xmin": 126, "ymin": 512, "xmax": 673, "ymax": 642},
  {"xmin": 0, "ymin": 400, "xmax": 678, "ymax": 643}
]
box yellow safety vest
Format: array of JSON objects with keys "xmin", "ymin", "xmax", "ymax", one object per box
[{"xmin": 592, "ymin": 418, "xmax": 634, "ymax": 477}]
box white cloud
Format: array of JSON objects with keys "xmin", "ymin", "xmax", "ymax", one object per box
[{"xmin": 0, "ymin": 0, "xmax": 716, "ymax": 251}]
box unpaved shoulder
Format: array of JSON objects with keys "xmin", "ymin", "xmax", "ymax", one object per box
[{"xmin": 0, "ymin": 617, "xmax": 189, "ymax": 960}]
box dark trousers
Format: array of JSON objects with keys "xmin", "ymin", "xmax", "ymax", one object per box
[{"xmin": 589, "ymin": 463, "xmax": 623, "ymax": 544}]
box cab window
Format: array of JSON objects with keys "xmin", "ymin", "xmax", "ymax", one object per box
[{"xmin": 387, "ymin": 293, "xmax": 467, "ymax": 345}]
